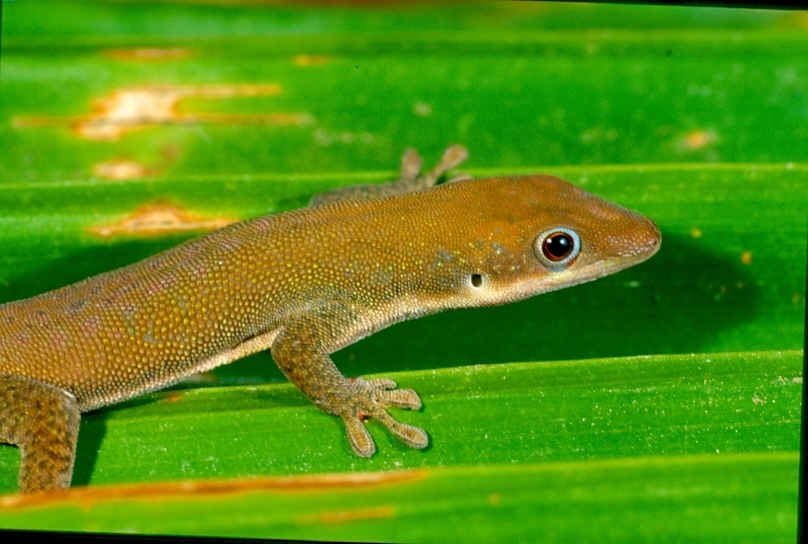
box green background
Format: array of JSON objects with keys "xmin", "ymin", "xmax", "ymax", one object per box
[{"xmin": 0, "ymin": 1, "xmax": 805, "ymax": 542}]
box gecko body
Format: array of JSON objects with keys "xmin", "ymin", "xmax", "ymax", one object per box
[{"xmin": 0, "ymin": 146, "xmax": 660, "ymax": 493}]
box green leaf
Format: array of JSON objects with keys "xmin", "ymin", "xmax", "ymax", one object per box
[
  {"xmin": 0, "ymin": 1, "xmax": 804, "ymax": 542},
  {"xmin": 3, "ymin": 3, "xmax": 808, "ymax": 182},
  {"xmin": 0, "ymin": 454, "xmax": 798, "ymax": 542},
  {"xmin": 0, "ymin": 352, "xmax": 801, "ymax": 541}
]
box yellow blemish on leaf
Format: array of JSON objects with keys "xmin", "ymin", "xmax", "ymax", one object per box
[
  {"xmin": 0, "ymin": 471, "xmax": 426, "ymax": 510},
  {"xmin": 741, "ymin": 251, "xmax": 753, "ymax": 265},
  {"xmin": 413, "ymin": 101, "xmax": 433, "ymax": 117},
  {"xmin": 292, "ymin": 54, "xmax": 330, "ymax": 66},
  {"xmin": 300, "ymin": 505, "xmax": 396, "ymax": 525},
  {"xmin": 104, "ymin": 48, "xmax": 193, "ymax": 61},
  {"xmin": 793, "ymin": 292, "xmax": 802, "ymax": 304},
  {"xmin": 689, "ymin": 227, "xmax": 702, "ymax": 238},
  {"xmin": 488, "ymin": 493, "xmax": 501, "ymax": 505},
  {"xmin": 13, "ymin": 84, "xmax": 312, "ymax": 141},
  {"xmin": 679, "ymin": 129, "xmax": 717, "ymax": 150},
  {"xmin": 92, "ymin": 159, "xmax": 153, "ymax": 180},
  {"xmin": 87, "ymin": 201, "xmax": 238, "ymax": 238}
]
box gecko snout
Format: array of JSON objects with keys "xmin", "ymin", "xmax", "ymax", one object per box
[
  {"xmin": 641, "ymin": 217, "xmax": 662, "ymax": 254},
  {"xmin": 627, "ymin": 215, "xmax": 662, "ymax": 260}
]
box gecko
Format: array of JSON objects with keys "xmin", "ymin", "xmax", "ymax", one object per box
[{"xmin": 0, "ymin": 145, "xmax": 661, "ymax": 493}]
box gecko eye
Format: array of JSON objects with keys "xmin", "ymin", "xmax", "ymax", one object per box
[{"xmin": 534, "ymin": 228, "xmax": 581, "ymax": 268}]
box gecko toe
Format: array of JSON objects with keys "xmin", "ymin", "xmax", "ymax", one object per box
[
  {"xmin": 369, "ymin": 407, "xmax": 429, "ymax": 450},
  {"xmin": 400, "ymin": 148, "xmax": 423, "ymax": 181},
  {"xmin": 401, "ymin": 425, "xmax": 429, "ymax": 449},
  {"xmin": 441, "ymin": 144, "xmax": 470, "ymax": 169},
  {"xmin": 365, "ymin": 378, "xmax": 397, "ymax": 390},
  {"xmin": 359, "ymin": 378, "xmax": 421, "ymax": 409},
  {"xmin": 343, "ymin": 415, "xmax": 376, "ymax": 458},
  {"xmin": 377, "ymin": 388, "xmax": 422, "ymax": 410},
  {"xmin": 393, "ymin": 423, "xmax": 428, "ymax": 449}
]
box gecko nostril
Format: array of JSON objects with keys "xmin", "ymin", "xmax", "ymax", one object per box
[{"xmin": 471, "ymin": 274, "xmax": 483, "ymax": 287}]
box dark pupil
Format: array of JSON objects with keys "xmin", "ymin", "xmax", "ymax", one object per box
[{"xmin": 543, "ymin": 233, "xmax": 573, "ymax": 261}]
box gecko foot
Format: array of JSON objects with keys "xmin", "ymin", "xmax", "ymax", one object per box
[
  {"xmin": 417, "ymin": 144, "xmax": 469, "ymax": 187},
  {"xmin": 341, "ymin": 377, "xmax": 428, "ymax": 458},
  {"xmin": 309, "ymin": 144, "xmax": 470, "ymax": 207},
  {"xmin": 399, "ymin": 148, "xmax": 424, "ymax": 182}
]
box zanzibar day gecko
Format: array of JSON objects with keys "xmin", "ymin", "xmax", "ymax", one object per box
[{"xmin": 0, "ymin": 145, "xmax": 661, "ymax": 493}]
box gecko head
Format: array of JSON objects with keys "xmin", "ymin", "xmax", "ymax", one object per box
[{"xmin": 458, "ymin": 174, "xmax": 661, "ymax": 305}]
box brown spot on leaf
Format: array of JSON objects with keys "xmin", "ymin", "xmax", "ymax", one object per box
[
  {"xmin": 741, "ymin": 251, "xmax": 753, "ymax": 265},
  {"xmin": 300, "ymin": 505, "xmax": 396, "ymax": 524},
  {"xmin": 164, "ymin": 392, "xmax": 184, "ymax": 403},
  {"xmin": 161, "ymin": 143, "xmax": 183, "ymax": 162},
  {"xmin": 0, "ymin": 470, "xmax": 426, "ymax": 510},
  {"xmin": 292, "ymin": 54, "xmax": 330, "ymax": 66},
  {"xmin": 87, "ymin": 201, "xmax": 238, "ymax": 238},
  {"xmin": 105, "ymin": 48, "xmax": 193, "ymax": 61},
  {"xmin": 13, "ymin": 84, "xmax": 313, "ymax": 141},
  {"xmin": 92, "ymin": 159, "xmax": 153, "ymax": 180}
]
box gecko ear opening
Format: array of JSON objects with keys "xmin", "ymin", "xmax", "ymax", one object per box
[
  {"xmin": 470, "ymin": 273, "xmax": 483, "ymax": 287},
  {"xmin": 534, "ymin": 227, "xmax": 581, "ymax": 269}
]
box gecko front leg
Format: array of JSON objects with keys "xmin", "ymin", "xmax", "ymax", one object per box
[
  {"xmin": 270, "ymin": 303, "xmax": 427, "ymax": 457},
  {"xmin": 308, "ymin": 144, "xmax": 469, "ymax": 206}
]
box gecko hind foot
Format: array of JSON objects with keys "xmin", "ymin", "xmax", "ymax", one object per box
[
  {"xmin": 0, "ymin": 375, "xmax": 80, "ymax": 493},
  {"xmin": 341, "ymin": 377, "xmax": 428, "ymax": 458},
  {"xmin": 308, "ymin": 144, "xmax": 470, "ymax": 207},
  {"xmin": 417, "ymin": 144, "xmax": 469, "ymax": 188}
]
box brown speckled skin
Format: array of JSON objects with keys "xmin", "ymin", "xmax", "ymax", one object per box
[{"xmin": 0, "ymin": 147, "xmax": 660, "ymax": 493}]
